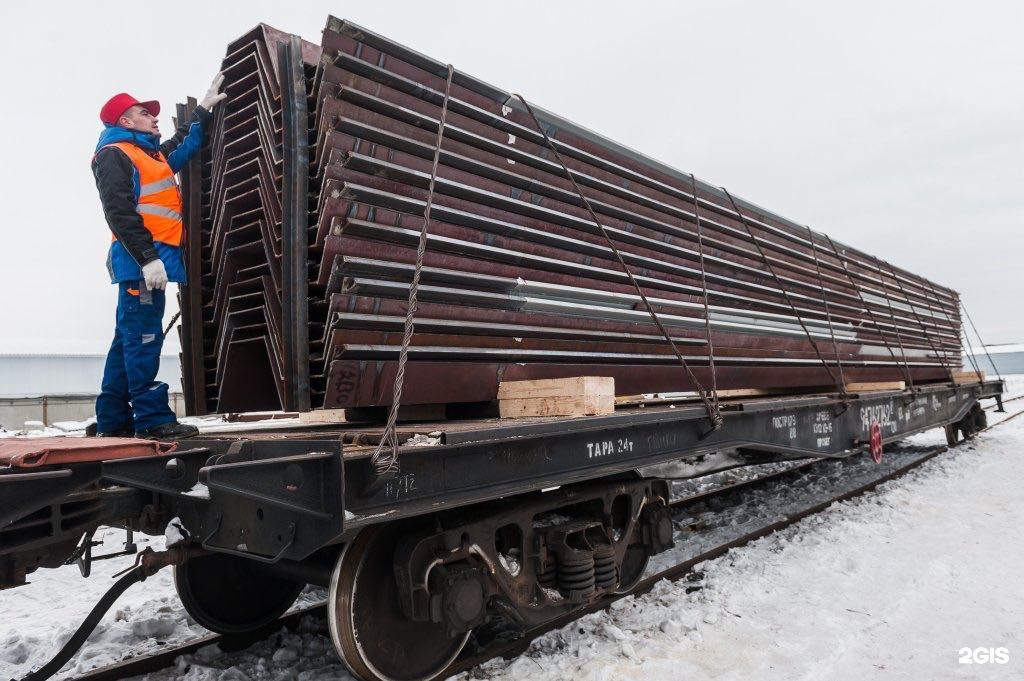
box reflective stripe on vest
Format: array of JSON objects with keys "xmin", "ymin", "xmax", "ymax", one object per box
[
  {"xmin": 136, "ymin": 204, "xmax": 183, "ymax": 221},
  {"xmin": 99, "ymin": 142, "xmax": 183, "ymax": 246},
  {"xmin": 140, "ymin": 176, "xmax": 178, "ymax": 196}
]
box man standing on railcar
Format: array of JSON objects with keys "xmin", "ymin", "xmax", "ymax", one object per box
[{"xmin": 91, "ymin": 75, "xmax": 226, "ymax": 440}]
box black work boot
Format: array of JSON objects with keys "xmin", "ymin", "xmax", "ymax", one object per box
[
  {"xmin": 99, "ymin": 428, "xmax": 136, "ymax": 438},
  {"xmin": 135, "ymin": 421, "xmax": 199, "ymax": 440},
  {"xmin": 88, "ymin": 423, "xmax": 135, "ymax": 438}
]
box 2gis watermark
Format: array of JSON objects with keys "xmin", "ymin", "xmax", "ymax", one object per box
[{"xmin": 958, "ymin": 647, "xmax": 1010, "ymax": 665}]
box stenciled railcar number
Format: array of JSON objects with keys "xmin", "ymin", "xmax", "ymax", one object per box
[
  {"xmin": 383, "ymin": 473, "xmax": 417, "ymax": 500},
  {"xmin": 586, "ymin": 437, "xmax": 634, "ymax": 459},
  {"xmin": 813, "ymin": 410, "xmax": 833, "ymax": 447},
  {"xmin": 771, "ymin": 414, "xmax": 798, "ymax": 440}
]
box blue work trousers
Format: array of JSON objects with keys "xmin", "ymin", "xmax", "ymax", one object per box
[{"xmin": 95, "ymin": 282, "xmax": 175, "ymax": 433}]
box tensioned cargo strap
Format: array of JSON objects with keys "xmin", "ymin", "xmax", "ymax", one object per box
[
  {"xmin": 136, "ymin": 204, "xmax": 183, "ymax": 221},
  {"xmin": 514, "ymin": 93, "xmax": 723, "ymax": 432},
  {"xmin": 917, "ymin": 278, "xmax": 981, "ymax": 384},
  {"xmin": 864, "ymin": 250, "xmax": 922, "ymax": 389},
  {"xmin": 140, "ymin": 176, "xmax": 177, "ymax": 196},
  {"xmin": 720, "ymin": 188, "xmax": 848, "ymax": 403},
  {"xmin": 366, "ymin": 63, "xmax": 456, "ymax": 488},
  {"xmin": 961, "ymin": 302, "xmax": 1002, "ymax": 381},
  {"xmin": 804, "ymin": 226, "xmax": 848, "ymax": 397},
  {"xmin": 958, "ymin": 302, "xmax": 986, "ymax": 383},
  {"xmin": 822, "ymin": 234, "xmax": 916, "ymax": 392},
  {"xmin": 688, "ymin": 174, "xmax": 719, "ymax": 416},
  {"xmin": 912, "ymin": 272, "xmax": 963, "ymax": 382}
]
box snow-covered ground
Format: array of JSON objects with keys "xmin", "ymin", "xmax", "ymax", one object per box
[
  {"xmin": 461, "ymin": 409, "xmax": 1024, "ymax": 681},
  {"xmin": 1, "ymin": 378, "xmax": 1022, "ymax": 680}
]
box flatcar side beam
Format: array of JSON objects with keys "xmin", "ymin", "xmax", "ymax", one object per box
[{"xmin": 342, "ymin": 383, "xmax": 994, "ymax": 526}]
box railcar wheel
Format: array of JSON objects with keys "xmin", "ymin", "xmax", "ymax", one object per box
[
  {"xmin": 328, "ymin": 524, "xmax": 471, "ymax": 681},
  {"xmin": 972, "ymin": 404, "xmax": 988, "ymax": 431},
  {"xmin": 174, "ymin": 553, "xmax": 304, "ymax": 634}
]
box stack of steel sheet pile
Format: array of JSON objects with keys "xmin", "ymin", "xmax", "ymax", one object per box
[
  {"xmin": 179, "ymin": 17, "xmax": 964, "ymax": 416},
  {"xmin": 178, "ymin": 25, "xmax": 320, "ymax": 413}
]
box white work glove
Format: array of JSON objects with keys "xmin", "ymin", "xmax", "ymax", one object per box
[
  {"xmin": 142, "ymin": 259, "xmax": 168, "ymax": 291},
  {"xmin": 200, "ymin": 72, "xmax": 227, "ymax": 110}
]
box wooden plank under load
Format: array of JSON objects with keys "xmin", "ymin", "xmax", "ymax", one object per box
[
  {"xmin": 180, "ymin": 16, "xmax": 967, "ymax": 416},
  {"xmin": 498, "ymin": 377, "xmax": 615, "ymax": 418}
]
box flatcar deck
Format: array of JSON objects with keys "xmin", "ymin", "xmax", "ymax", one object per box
[{"xmin": 107, "ymin": 379, "xmax": 1002, "ymax": 541}]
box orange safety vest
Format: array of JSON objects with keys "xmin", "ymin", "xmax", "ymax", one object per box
[{"xmin": 101, "ymin": 142, "xmax": 184, "ymax": 246}]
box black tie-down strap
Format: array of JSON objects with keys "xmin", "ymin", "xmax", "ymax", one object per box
[
  {"xmin": 874, "ymin": 257, "xmax": 956, "ymax": 382},
  {"xmin": 720, "ymin": 189, "xmax": 849, "ymax": 406},
  {"xmin": 961, "ymin": 302, "xmax": 1001, "ymax": 381},
  {"xmin": 822, "ymin": 234, "xmax": 917, "ymax": 393}
]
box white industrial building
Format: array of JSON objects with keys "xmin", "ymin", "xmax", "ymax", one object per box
[
  {"xmin": 0, "ymin": 354, "xmax": 184, "ymax": 429},
  {"xmin": 963, "ymin": 343, "xmax": 1024, "ymax": 377}
]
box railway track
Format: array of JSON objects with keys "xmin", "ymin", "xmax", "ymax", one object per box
[{"xmin": 39, "ymin": 403, "xmax": 1024, "ymax": 681}]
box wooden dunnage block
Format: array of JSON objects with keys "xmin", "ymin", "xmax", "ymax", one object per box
[{"xmin": 498, "ymin": 377, "xmax": 615, "ymax": 418}]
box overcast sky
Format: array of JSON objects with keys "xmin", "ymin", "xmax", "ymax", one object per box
[{"xmin": 0, "ymin": 0, "xmax": 1020, "ymax": 357}]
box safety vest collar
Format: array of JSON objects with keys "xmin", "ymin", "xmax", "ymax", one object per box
[{"xmin": 94, "ymin": 124, "xmax": 161, "ymax": 154}]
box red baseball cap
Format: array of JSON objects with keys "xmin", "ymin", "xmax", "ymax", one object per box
[{"xmin": 100, "ymin": 93, "xmax": 161, "ymax": 125}]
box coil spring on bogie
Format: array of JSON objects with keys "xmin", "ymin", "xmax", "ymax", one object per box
[
  {"xmin": 592, "ymin": 544, "xmax": 618, "ymax": 590},
  {"xmin": 556, "ymin": 552, "xmax": 595, "ymax": 598},
  {"xmin": 537, "ymin": 554, "xmax": 557, "ymax": 589}
]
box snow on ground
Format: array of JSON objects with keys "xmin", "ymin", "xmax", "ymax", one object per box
[
  {"xmin": 0, "ymin": 526, "xmax": 326, "ymax": 680},
  {"xmin": 460, "ymin": 409, "xmax": 1024, "ymax": 681},
  {"xmin": 0, "ymin": 528, "xmax": 196, "ymax": 677},
  {"xmin": 1, "ymin": 379, "xmax": 1022, "ymax": 680}
]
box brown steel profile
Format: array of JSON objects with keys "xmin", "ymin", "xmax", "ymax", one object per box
[
  {"xmin": 188, "ymin": 19, "xmax": 968, "ymax": 412},
  {"xmin": 917, "ymin": 276, "xmax": 973, "ymax": 381},
  {"xmin": 177, "ymin": 97, "xmax": 208, "ymax": 415},
  {"xmin": 279, "ymin": 35, "xmax": 311, "ymax": 412},
  {"xmin": 918, "ymin": 277, "xmax": 971, "ymax": 382},
  {"xmin": 318, "ymin": 21, "xmax": 962, "ymax": 327},
  {"xmin": 512, "ymin": 93, "xmax": 723, "ymax": 431},
  {"xmin": 309, "ymin": 64, "xmax": 957, "ymax": 344},
  {"xmin": 721, "ymin": 188, "xmax": 849, "ymax": 404},
  {"xmin": 366, "ymin": 63, "xmax": 457, "ymax": 488},
  {"xmin": 822, "ymin": 233, "xmax": 916, "ymax": 392},
  {"xmin": 961, "ymin": 302, "xmax": 1002, "ymax": 381},
  {"xmin": 804, "ymin": 226, "xmax": 848, "ymax": 395},
  {"xmin": 874, "ymin": 256, "xmax": 956, "ymax": 382},
  {"xmin": 688, "ymin": 173, "xmax": 719, "ymax": 414}
]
